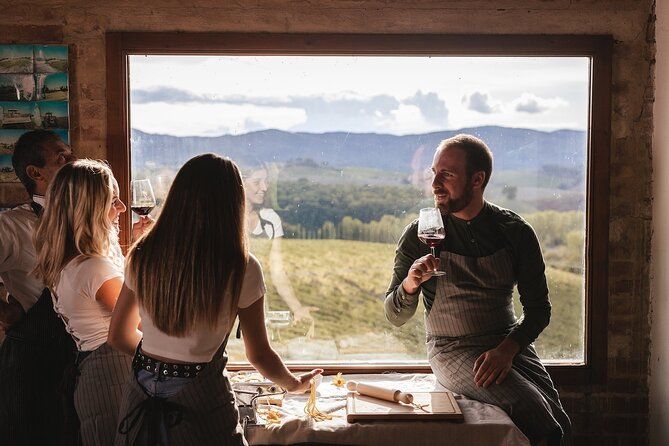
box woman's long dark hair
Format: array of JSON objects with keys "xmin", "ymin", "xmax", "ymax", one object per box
[{"xmin": 127, "ymin": 154, "xmax": 248, "ymax": 336}]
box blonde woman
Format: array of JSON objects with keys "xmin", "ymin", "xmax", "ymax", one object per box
[
  {"xmin": 241, "ymin": 162, "xmax": 318, "ymax": 327},
  {"xmin": 243, "ymin": 161, "xmax": 283, "ymax": 239},
  {"xmin": 109, "ymin": 154, "xmax": 321, "ymax": 445},
  {"xmin": 34, "ymin": 159, "xmax": 141, "ymax": 445}
]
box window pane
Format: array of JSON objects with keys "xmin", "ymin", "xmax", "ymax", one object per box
[{"xmin": 129, "ymin": 55, "xmax": 589, "ymax": 363}]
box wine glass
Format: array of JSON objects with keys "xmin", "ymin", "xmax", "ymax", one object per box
[
  {"xmin": 130, "ymin": 179, "xmax": 156, "ymax": 217},
  {"xmin": 417, "ymin": 207, "xmax": 446, "ymax": 276},
  {"xmin": 265, "ymin": 310, "xmax": 292, "ymax": 342}
]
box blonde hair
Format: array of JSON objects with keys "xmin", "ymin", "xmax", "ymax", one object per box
[
  {"xmin": 34, "ymin": 159, "xmax": 121, "ymax": 288},
  {"xmin": 127, "ymin": 154, "xmax": 248, "ymax": 336}
]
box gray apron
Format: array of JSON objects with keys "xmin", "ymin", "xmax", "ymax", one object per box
[
  {"xmin": 427, "ymin": 248, "xmax": 572, "ymax": 446},
  {"xmin": 75, "ymin": 342, "xmax": 132, "ymax": 445},
  {"xmin": 114, "ymin": 336, "xmax": 246, "ymax": 446},
  {"xmin": 0, "ymin": 201, "xmax": 77, "ymax": 445}
]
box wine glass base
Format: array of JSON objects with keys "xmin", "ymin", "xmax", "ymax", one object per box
[{"xmin": 430, "ymin": 271, "xmax": 446, "ymax": 277}]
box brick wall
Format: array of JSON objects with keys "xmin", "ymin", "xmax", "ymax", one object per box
[{"xmin": 0, "ymin": 1, "xmax": 656, "ymax": 444}]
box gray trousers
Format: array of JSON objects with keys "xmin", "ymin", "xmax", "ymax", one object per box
[
  {"xmin": 428, "ymin": 334, "xmax": 572, "ymax": 446},
  {"xmin": 75, "ymin": 342, "xmax": 132, "ymax": 446}
]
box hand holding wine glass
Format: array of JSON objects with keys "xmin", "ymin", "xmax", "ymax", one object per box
[
  {"xmin": 130, "ymin": 179, "xmax": 156, "ymax": 241},
  {"xmin": 417, "ymin": 207, "xmax": 446, "ymax": 277}
]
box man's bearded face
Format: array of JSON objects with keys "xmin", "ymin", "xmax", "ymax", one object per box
[{"xmin": 431, "ymin": 146, "xmax": 475, "ymax": 214}]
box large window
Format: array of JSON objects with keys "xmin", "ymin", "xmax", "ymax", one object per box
[{"xmin": 108, "ymin": 34, "xmax": 611, "ymax": 383}]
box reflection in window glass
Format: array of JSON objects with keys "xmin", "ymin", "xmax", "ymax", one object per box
[{"xmin": 129, "ymin": 56, "xmax": 589, "ymax": 364}]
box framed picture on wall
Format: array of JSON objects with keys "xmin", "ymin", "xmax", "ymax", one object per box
[
  {"xmin": 0, "ymin": 45, "xmax": 34, "ymax": 74},
  {"xmin": 0, "ymin": 153, "xmax": 14, "ymax": 182},
  {"xmin": 37, "ymin": 101, "xmax": 68, "ymax": 129},
  {"xmin": 0, "ymin": 129, "xmax": 25, "ymax": 182},
  {"xmin": 36, "ymin": 73, "xmax": 68, "ymax": 101},
  {"xmin": 0, "ymin": 102, "xmax": 38, "ymax": 129},
  {"xmin": 0, "ymin": 74, "xmax": 36, "ymax": 101},
  {"xmin": 34, "ymin": 45, "xmax": 68, "ymax": 73},
  {"xmin": 0, "ymin": 44, "xmax": 69, "ymax": 183}
]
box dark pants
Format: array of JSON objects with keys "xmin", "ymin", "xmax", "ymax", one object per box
[{"xmin": 0, "ymin": 290, "xmax": 77, "ymax": 446}]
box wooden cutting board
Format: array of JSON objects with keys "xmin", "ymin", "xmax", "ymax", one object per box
[{"xmin": 346, "ymin": 391, "xmax": 463, "ymax": 422}]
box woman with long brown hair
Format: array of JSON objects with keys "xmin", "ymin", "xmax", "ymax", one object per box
[
  {"xmin": 33, "ymin": 159, "xmax": 135, "ymax": 445},
  {"xmin": 109, "ymin": 153, "xmax": 320, "ymax": 445}
]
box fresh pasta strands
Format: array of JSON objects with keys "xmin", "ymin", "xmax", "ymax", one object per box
[
  {"xmin": 256, "ymin": 407, "xmax": 282, "ymax": 424},
  {"xmin": 304, "ymin": 378, "xmax": 333, "ymax": 421}
]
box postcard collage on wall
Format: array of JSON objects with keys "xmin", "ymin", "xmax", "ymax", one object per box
[{"xmin": 0, "ymin": 44, "xmax": 69, "ymax": 182}]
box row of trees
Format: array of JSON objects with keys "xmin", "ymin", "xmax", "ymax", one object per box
[
  {"xmin": 283, "ymin": 209, "xmax": 586, "ymax": 274},
  {"xmin": 284, "ymin": 209, "xmax": 584, "ymax": 245},
  {"xmin": 283, "ymin": 214, "xmax": 416, "ymax": 244},
  {"xmin": 523, "ymin": 210, "xmax": 584, "ymax": 248},
  {"xmin": 277, "ymin": 179, "xmax": 425, "ymax": 229}
]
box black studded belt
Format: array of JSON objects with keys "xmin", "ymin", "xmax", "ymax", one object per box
[{"xmin": 132, "ymin": 349, "xmax": 208, "ymax": 379}]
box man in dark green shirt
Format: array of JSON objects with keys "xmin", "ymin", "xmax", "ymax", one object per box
[{"xmin": 385, "ymin": 134, "xmax": 571, "ymax": 446}]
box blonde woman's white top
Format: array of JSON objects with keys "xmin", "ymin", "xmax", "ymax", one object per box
[
  {"xmin": 52, "ymin": 255, "xmax": 124, "ymax": 352},
  {"xmin": 252, "ymin": 208, "xmax": 284, "ymax": 239},
  {"xmin": 127, "ymin": 254, "xmax": 266, "ymax": 364}
]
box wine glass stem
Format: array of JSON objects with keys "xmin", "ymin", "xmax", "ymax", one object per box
[{"xmin": 430, "ymin": 247, "xmax": 437, "ymax": 272}]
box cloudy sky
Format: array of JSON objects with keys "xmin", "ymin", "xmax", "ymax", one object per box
[{"xmin": 129, "ymin": 55, "xmax": 590, "ymax": 137}]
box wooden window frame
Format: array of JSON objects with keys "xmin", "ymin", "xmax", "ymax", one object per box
[{"xmin": 106, "ymin": 32, "xmax": 611, "ymax": 386}]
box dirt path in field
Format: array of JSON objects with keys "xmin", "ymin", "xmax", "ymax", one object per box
[{"xmin": 268, "ymin": 239, "xmax": 318, "ymax": 334}]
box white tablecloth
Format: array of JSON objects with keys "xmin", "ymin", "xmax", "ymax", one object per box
[{"xmin": 245, "ymin": 373, "xmax": 529, "ymax": 446}]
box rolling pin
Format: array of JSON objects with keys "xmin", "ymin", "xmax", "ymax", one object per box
[{"xmin": 346, "ymin": 381, "xmax": 414, "ymax": 404}]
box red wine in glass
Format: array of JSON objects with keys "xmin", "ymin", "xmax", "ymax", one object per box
[
  {"xmin": 131, "ymin": 205, "xmax": 155, "ymax": 216},
  {"xmin": 417, "ymin": 208, "xmax": 447, "ymax": 276},
  {"xmin": 130, "ymin": 179, "xmax": 156, "ymax": 218},
  {"xmin": 419, "ymin": 232, "xmax": 445, "ymax": 248}
]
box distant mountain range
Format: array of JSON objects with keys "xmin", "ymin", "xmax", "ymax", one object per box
[{"xmin": 130, "ymin": 126, "xmax": 587, "ymax": 173}]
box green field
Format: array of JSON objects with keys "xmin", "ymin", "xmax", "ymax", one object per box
[
  {"xmin": 227, "ymin": 238, "xmax": 584, "ymax": 363},
  {"xmin": 133, "ymin": 162, "xmax": 586, "ymax": 364}
]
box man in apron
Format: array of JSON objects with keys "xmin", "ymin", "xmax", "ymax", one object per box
[
  {"xmin": 0, "ymin": 130, "xmax": 76, "ymax": 445},
  {"xmin": 385, "ymin": 134, "xmax": 572, "ymax": 446}
]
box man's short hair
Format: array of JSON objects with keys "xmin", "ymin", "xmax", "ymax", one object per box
[
  {"xmin": 437, "ymin": 134, "xmax": 493, "ymax": 189},
  {"xmin": 12, "ymin": 130, "xmax": 63, "ymax": 195}
]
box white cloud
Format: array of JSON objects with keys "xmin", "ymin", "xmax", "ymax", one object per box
[
  {"xmin": 131, "ymin": 102, "xmax": 307, "ymax": 137},
  {"xmin": 405, "ymin": 90, "xmax": 449, "ymax": 125},
  {"xmin": 386, "ymin": 104, "xmax": 428, "ymax": 134},
  {"xmin": 513, "ymin": 92, "xmax": 568, "ymax": 114},
  {"xmin": 131, "ymin": 87, "xmax": 451, "ymax": 135},
  {"xmin": 129, "ymin": 55, "xmax": 589, "ymax": 135},
  {"xmin": 462, "ymin": 91, "xmax": 500, "ymax": 114}
]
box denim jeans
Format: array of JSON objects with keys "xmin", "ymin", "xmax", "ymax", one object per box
[
  {"xmin": 136, "ymin": 369, "xmax": 192, "ymax": 398},
  {"xmin": 134, "ymin": 370, "xmax": 193, "ymax": 445}
]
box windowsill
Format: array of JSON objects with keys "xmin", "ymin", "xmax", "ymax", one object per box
[{"xmin": 227, "ymin": 360, "xmax": 591, "ymax": 386}]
